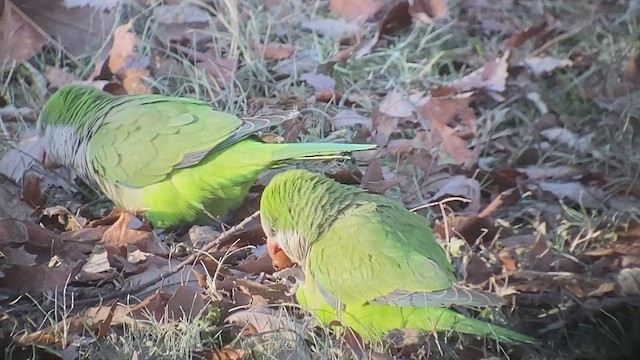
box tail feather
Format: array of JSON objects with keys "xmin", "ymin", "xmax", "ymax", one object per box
[
  {"xmin": 408, "ymin": 307, "xmax": 536, "ymax": 343},
  {"xmin": 371, "ymin": 285, "xmax": 506, "ymax": 308},
  {"xmin": 269, "ymin": 142, "xmax": 376, "ymax": 162}
]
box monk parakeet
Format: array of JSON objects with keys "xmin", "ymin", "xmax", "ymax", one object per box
[
  {"xmin": 261, "ymin": 169, "xmax": 535, "ymax": 343},
  {"xmin": 37, "ymin": 85, "xmax": 374, "ymax": 228}
]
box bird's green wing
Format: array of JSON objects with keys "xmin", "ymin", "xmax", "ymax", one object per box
[
  {"xmin": 309, "ymin": 199, "xmax": 457, "ymax": 306},
  {"xmin": 88, "ymin": 96, "xmax": 242, "ymax": 187},
  {"xmin": 309, "ymin": 198, "xmax": 502, "ymax": 308}
]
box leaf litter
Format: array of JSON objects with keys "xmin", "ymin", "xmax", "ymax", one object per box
[{"xmin": 2, "ymin": 0, "xmax": 640, "ymax": 358}]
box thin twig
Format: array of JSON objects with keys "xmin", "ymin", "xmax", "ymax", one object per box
[{"xmin": 68, "ymin": 211, "xmax": 261, "ymax": 308}]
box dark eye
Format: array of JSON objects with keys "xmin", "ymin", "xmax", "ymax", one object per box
[{"xmin": 269, "ymin": 228, "xmax": 276, "ymax": 236}]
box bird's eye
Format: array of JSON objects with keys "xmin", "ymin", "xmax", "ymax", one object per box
[{"xmin": 269, "ymin": 228, "xmax": 276, "ymax": 236}]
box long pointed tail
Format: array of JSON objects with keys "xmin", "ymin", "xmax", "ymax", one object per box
[
  {"xmin": 407, "ymin": 307, "xmax": 536, "ymax": 343},
  {"xmin": 268, "ymin": 142, "xmax": 376, "ymax": 162}
]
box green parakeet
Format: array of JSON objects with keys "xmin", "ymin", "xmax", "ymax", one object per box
[
  {"xmin": 37, "ymin": 85, "xmax": 374, "ymax": 228},
  {"xmin": 261, "ymin": 169, "xmax": 535, "ymax": 343}
]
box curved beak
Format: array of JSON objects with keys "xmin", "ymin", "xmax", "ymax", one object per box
[
  {"xmin": 266, "ymin": 239, "xmax": 294, "ymax": 271},
  {"xmin": 266, "ymin": 239, "xmax": 281, "ymax": 259}
]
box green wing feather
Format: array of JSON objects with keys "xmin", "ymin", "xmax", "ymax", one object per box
[{"xmin": 89, "ymin": 96, "xmax": 241, "ymax": 187}]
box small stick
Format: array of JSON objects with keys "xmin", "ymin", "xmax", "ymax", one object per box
[{"xmin": 69, "ymin": 211, "xmax": 261, "ymax": 308}]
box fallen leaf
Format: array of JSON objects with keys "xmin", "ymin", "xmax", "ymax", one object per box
[
  {"xmin": 427, "ymin": 175, "xmax": 481, "ymax": 212},
  {"xmin": 300, "ymin": 72, "xmax": 336, "ymax": 92},
  {"xmin": 226, "ymin": 306, "xmax": 307, "ymax": 341},
  {"xmin": 0, "ymin": 131, "xmax": 44, "ymax": 183},
  {"xmin": 236, "ymin": 251, "xmax": 277, "ymax": 274},
  {"xmin": 260, "ymin": 43, "xmax": 297, "ymax": 60},
  {"xmin": 198, "ymin": 55, "xmax": 238, "ymax": 90},
  {"xmin": 329, "ymin": 0, "xmax": 387, "ymax": 21},
  {"xmin": 193, "ymin": 348, "xmax": 245, "ymax": 360},
  {"xmin": 378, "ymin": 89, "xmax": 423, "ymax": 118},
  {"xmin": 151, "ymin": 3, "xmax": 209, "ymax": 24},
  {"xmin": 300, "ymin": 19, "xmax": 360, "ymax": 38},
  {"xmin": 464, "ymin": 254, "xmax": 495, "ymax": 285},
  {"xmin": 100, "ymin": 212, "xmax": 155, "ymax": 251},
  {"xmin": 331, "ymin": 109, "xmax": 373, "ymax": 129},
  {"xmin": 523, "ymin": 56, "xmax": 573, "ymax": 76},
  {"xmin": 361, "ymin": 158, "xmax": 401, "ymax": 194},
  {"xmin": 449, "ymin": 50, "xmax": 510, "ymax": 93},
  {"xmin": 535, "ymin": 182, "xmax": 603, "ymax": 208},
  {"xmin": 44, "ymin": 66, "xmax": 79, "ymax": 89},
  {"xmin": 108, "ymin": 21, "xmax": 150, "ymax": 94},
  {"xmin": 540, "ymin": 127, "xmax": 592, "ymax": 153},
  {"xmin": 498, "ymin": 248, "xmax": 518, "ymax": 271},
  {"xmin": 616, "ymin": 268, "xmax": 640, "ymax": 295},
  {"xmin": 408, "ymin": 0, "xmax": 449, "ymax": 20},
  {"xmin": 371, "ymin": 108, "xmax": 400, "ymax": 146},
  {"xmin": 0, "ymin": 0, "xmax": 48, "ymax": 70},
  {"xmin": 0, "ymin": 262, "xmax": 76, "ymax": 291},
  {"xmin": 21, "ymin": 171, "xmax": 43, "ymax": 208},
  {"xmin": 417, "ymin": 93, "xmax": 477, "ymax": 165},
  {"xmin": 165, "ymin": 285, "xmax": 208, "ymax": 321},
  {"xmin": 17, "ymin": 0, "xmax": 116, "ymax": 56}
]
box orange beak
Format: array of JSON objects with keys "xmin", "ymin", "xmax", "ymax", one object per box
[
  {"xmin": 266, "ymin": 239, "xmax": 295, "ymax": 271},
  {"xmin": 266, "ymin": 239, "xmax": 281, "ymax": 258}
]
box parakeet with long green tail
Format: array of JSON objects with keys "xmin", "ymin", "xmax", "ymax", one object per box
[
  {"xmin": 261, "ymin": 169, "xmax": 535, "ymax": 343},
  {"xmin": 37, "ymin": 85, "xmax": 374, "ymax": 228}
]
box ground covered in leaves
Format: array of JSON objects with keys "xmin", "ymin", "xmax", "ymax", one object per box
[{"xmin": 2, "ymin": 0, "xmax": 640, "ymax": 359}]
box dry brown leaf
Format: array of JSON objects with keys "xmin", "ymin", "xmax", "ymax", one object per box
[
  {"xmin": 14, "ymin": 316, "xmax": 85, "ymax": 347},
  {"xmin": 300, "ymin": 18, "xmax": 360, "ymax": 38},
  {"xmin": 21, "ymin": 171, "xmax": 43, "ymax": 208},
  {"xmin": 361, "ymin": 158, "xmax": 401, "ymax": 194},
  {"xmin": 108, "ymin": 21, "xmax": 150, "ymax": 94},
  {"xmin": 165, "ymin": 285, "xmax": 208, "ymax": 321},
  {"xmin": 226, "ymin": 306, "xmax": 307, "ymax": 340},
  {"xmin": 0, "ymin": 262, "xmax": 76, "ymax": 291},
  {"xmin": 427, "ymin": 175, "xmax": 481, "ymax": 213},
  {"xmin": 535, "ymin": 182, "xmax": 603, "ymax": 208},
  {"xmin": 523, "ymin": 56, "xmax": 573, "ymax": 76},
  {"xmin": 100, "ymin": 212, "xmax": 154, "ymax": 251},
  {"xmin": 371, "ymin": 108, "xmax": 399, "ymax": 146},
  {"xmin": 0, "ymin": 130, "xmax": 44, "ymax": 183},
  {"xmin": 417, "ymin": 93, "xmax": 477, "ymax": 165},
  {"xmin": 198, "ymin": 55, "xmax": 238, "ymax": 90},
  {"xmin": 44, "ymin": 66, "xmax": 79, "ymax": 88},
  {"xmin": 0, "ymin": 1, "xmax": 48, "ymax": 70},
  {"xmin": 409, "ymin": 0, "xmax": 449, "ymax": 20},
  {"xmin": 616, "ymin": 268, "xmax": 640, "ymax": 295},
  {"xmin": 378, "ymin": 89, "xmax": 423, "ymax": 118},
  {"xmin": 498, "ymin": 248, "xmax": 518, "ymax": 271},
  {"xmin": 261, "ymin": 43, "xmax": 297, "ymax": 60},
  {"xmin": 0, "ymin": 245, "xmax": 37, "ymax": 266},
  {"xmin": 193, "ymin": 348, "xmax": 245, "ymax": 360},
  {"xmin": 329, "ymin": 0, "xmax": 388, "ymax": 21},
  {"xmin": 237, "ymin": 251, "xmax": 277, "ymax": 274},
  {"xmin": 18, "ymin": 0, "xmax": 116, "ymax": 56},
  {"xmin": 464, "ymin": 254, "xmax": 495, "ymax": 285},
  {"xmin": 449, "ymin": 51, "xmax": 510, "ymax": 93},
  {"xmin": 331, "ymin": 109, "xmax": 373, "ymax": 129},
  {"xmin": 300, "ymin": 72, "xmax": 336, "ymax": 92},
  {"xmin": 152, "ymin": 3, "xmax": 209, "ymax": 24}
]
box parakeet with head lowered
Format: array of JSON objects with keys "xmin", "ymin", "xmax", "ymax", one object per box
[
  {"xmin": 261, "ymin": 170, "xmax": 535, "ymax": 343},
  {"xmin": 37, "ymin": 85, "xmax": 375, "ymax": 228}
]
